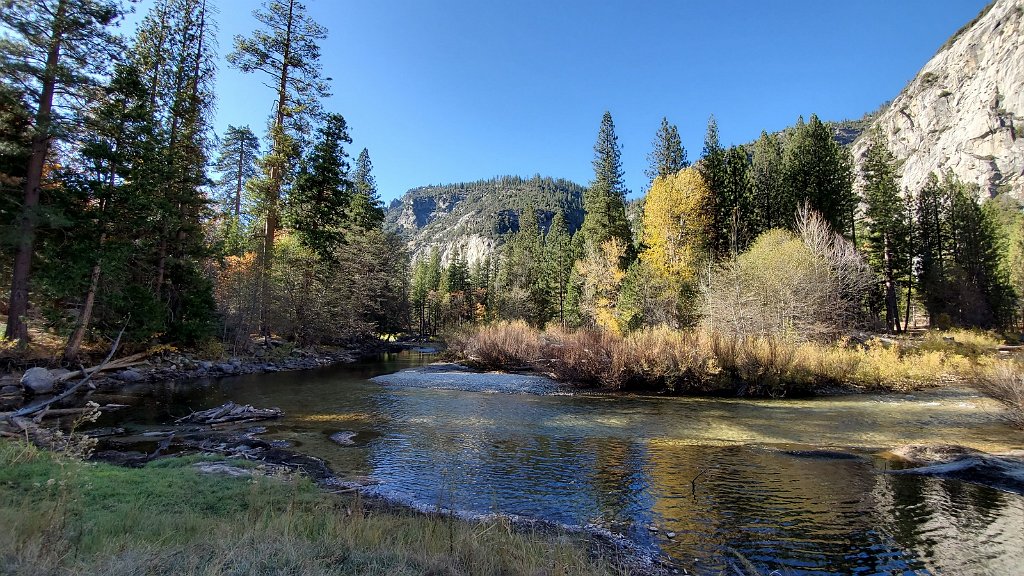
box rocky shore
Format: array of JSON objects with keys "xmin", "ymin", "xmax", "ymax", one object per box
[{"xmin": 0, "ymin": 345, "xmax": 365, "ymax": 412}]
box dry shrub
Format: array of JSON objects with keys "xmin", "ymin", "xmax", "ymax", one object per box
[
  {"xmin": 450, "ymin": 320, "xmax": 542, "ymax": 369},
  {"xmin": 448, "ymin": 323, "xmax": 984, "ymax": 397},
  {"xmin": 542, "ymin": 326, "xmax": 622, "ymax": 388},
  {"xmin": 975, "ymin": 361, "xmax": 1024, "ymax": 428}
]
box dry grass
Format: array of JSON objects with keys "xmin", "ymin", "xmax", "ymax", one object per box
[
  {"xmin": 975, "ymin": 360, "xmax": 1024, "ymax": 428},
  {"xmin": 0, "ymin": 440, "xmax": 626, "ymax": 576},
  {"xmin": 450, "ymin": 322, "xmax": 988, "ymax": 397}
]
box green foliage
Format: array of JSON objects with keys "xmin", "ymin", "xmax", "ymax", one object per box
[
  {"xmin": 645, "ymin": 116, "xmax": 688, "ymax": 183},
  {"xmin": 580, "ymin": 112, "xmax": 633, "ymax": 262},
  {"xmin": 213, "ymin": 124, "xmax": 260, "ymax": 221},
  {"xmin": 348, "ymin": 148, "xmax": 385, "ymax": 231},
  {"xmin": 287, "ymin": 113, "xmax": 353, "ymax": 262},
  {"xmin": 749, "ymin": 130, "xmax": 789, "ymax": 235},
  {"xmin": 783, "ymin": 114, "xmax": 856, "ymax": 238},
  {"xmin": 861, "ymin": 132, "xmax": 912, "ymax": 332},
  {"xmin": 915, "ymin": 172, "xmax": 1017, "ymax": 328}
]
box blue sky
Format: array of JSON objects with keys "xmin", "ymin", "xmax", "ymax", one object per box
[{"xmin": 128, "ymin": 0, "xmax": 989, "ymax": 202}]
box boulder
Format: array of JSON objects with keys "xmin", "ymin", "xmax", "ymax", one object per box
[
  {"xmin": 216, "ymin": 363, "xmax": 237, "ymax": 374},
  {"xmin": 0, "ymin": 385, "xmax": 22, "ymax": 395},
  {"xmin": 115, "ymin": 368, "xmax": 144, "ymax": 383},
  {"xmin": 21, "ymin": 367, "xmax": 56, "ymax": 394}
]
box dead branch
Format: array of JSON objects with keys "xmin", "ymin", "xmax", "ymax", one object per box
[{"xmin": 8, "ymin": 324, "xmax": 126, "ymax": 420}]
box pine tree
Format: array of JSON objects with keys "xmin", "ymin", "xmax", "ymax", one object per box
[
  {"xmin": 131, "ymin": 0, "xmax": 217, "ymax": 344},
  {"xmin": 348, "ymin": 148, "xmax": 385, "ymax": 231},
  {"xmin": 580, "ymin": 112, "xmax": 633, "ymax": 263},
  {"xmin": 228, "ymin": 0, "xmax": 330, "ymax": 334},
  {"xmin": 1, "ymin": 0, "xmax": 125, "ymax": 344},
  {"xmin": 698, "ymin": 115, "xmax": 729, "ymax": 259},
  {"xmin": 543, "ymin": 211, "xmax": 574, "ymax": 326},
  {"xmin": 915, "ymin": 172, "xmax": 1015, "ymax": 328},
  {"xmin": 750, "ymin": 130, "xmax": 788, "ymax": 235},
  {"xmin": 55, "ymin": 62, "xmax": 157, "ymax": 360},
  {"xmin": 288, "ymin": 113, "xmax": 353, "ymax": 262},
  {"xmin": 213, "ymin": 125, "xmax": 260, "ymax": 220},
  {"xmin": 861, "ymin": 133, "xmax": 911, "ymax": 332},
  {"xmin": 723, "ymin": 145, "xmax": 752, "ymax": 253},
  {"xmin": 783, "ymin": 114, "xmax": 856, "ymax": 238},
  {"xmin": 645, "ymin": 117, "xmax": 687, "ymax": 183}
]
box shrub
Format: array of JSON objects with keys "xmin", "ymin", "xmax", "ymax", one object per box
[{"xmin": 975, "ymin": 361, "xmax": 1024, "ymax": 428}]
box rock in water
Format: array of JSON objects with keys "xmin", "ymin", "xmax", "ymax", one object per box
[
  {"xmin": 330, "ymin": 431, "xmax": 357, "ymax": 446},
  {"xmin": 21, "ymin": 367, "xmax": 56, "ymax": 395}
]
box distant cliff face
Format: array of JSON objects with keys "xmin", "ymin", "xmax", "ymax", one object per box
[
  {"xmin": 852, "ymin": 0, "xmax": 1024, "ymax": 199},
  {"xmin": 384, "ymin": 176, "xmax": 586, "ymax": 264}
]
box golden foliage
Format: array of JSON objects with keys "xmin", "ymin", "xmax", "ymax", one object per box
[{"xmin": 640, "ymin": 168, "xmax": 711, "ymax": 285}]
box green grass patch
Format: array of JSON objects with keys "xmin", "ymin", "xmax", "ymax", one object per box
[{"xmin": 0, "ymin": 442, "xmax": 624, "ymax": 576}]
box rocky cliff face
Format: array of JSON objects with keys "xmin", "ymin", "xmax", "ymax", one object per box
[
  {"xmin": 852, "ymin": 0, "xmax": 1024, "ymax": 199},
  {"xmin": 384, "ymin": 176, "xmax": 586, "ymax": 264}
]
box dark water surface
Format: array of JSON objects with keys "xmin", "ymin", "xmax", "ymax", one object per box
[{"xmin": 92, "ymin": 352, "xmax": 1024, "ymax": 575}]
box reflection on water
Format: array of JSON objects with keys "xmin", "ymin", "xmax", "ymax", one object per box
[{"xmin": 93, "ymin": 352, "xmax": 1024, "ymax": 575}]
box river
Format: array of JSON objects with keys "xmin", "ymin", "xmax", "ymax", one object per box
[{"xmin": 90, "ymin": 351, "xmax": 1024, "ymax": 575}]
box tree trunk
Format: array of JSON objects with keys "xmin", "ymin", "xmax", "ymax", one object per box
[
  {"xmin": 64, "ymin": 246, "xmax": 103, "ymax": 362},
  {"xmin": 5, "ymin": 0, "xmax": 68, "ymax": 345},
  {"xmin": 258, "ymin": 0, "xmax": 294, "ymax": 339}
]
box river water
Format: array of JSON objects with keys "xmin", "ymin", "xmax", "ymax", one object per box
[{"xmin": 92, "ymin": 352, "xmax": 1024, "ymax": 575}]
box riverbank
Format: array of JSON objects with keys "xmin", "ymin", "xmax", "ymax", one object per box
[
  {"xmin": 446, "ymin": 321, "xmax": 1024, "ymax": 400},
  {"xmin": 0, "ymin": 334, "xmax": 441, "ymax": 412},
  {"xmin": 0, "ymin": 440, "xmax": 637, "ymax": 576}
]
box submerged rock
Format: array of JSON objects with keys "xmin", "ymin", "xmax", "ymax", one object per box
[
  {"xmin": 330, "ymin": 431, "xmax": 357, "ymax": 446},
  {"xmin": 885, "ymin": 444, "xmax": 1024, "ymax": 495}
]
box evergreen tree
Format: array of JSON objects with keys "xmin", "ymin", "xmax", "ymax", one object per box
[
  {"xmin": 543, "ymin": 211, "xmax": 575, "ymax": 326},
  {"xmin": 723, "ymin": 145, "xmax": 752, "ymax": 253},
  {"xmin": 495, "ymin": 207, "xmax": 547, "ymax": 325},
  {"xmin": 348, "ymin": 148, "xmax": 385, "ymax": 231},
  {"xmin": 1, "ymin": 0, "xmax": 126, "ymax": 344},
  {"xmin": 50, "ymin": 63, "xmax": 158, "ymax": 359},
  {"xmin": 783, "ymin": 114, "xmax": 856, "ymax": 238},
  {"xmin": 228, "ymin": 0, "xmax": 330, "ymax": 333},
  {"xmin": 698, "ymin": 115, "xmax": 729, "ymax": 259},
  {"xmin": 288, "ymin": 113, "xmax": 353, "ymax": 262},
  {"xmin": 213, "ymin": 125, "xmax": 260, "ymax": 220},
  {"xmin": 861, "ymin": 133, "xmax": 911, "ymax": 332},
  {"xmin": 645, "ymin": 116, "xmax": 687, "ymax": 183},
  {"xmin": 750, "ymin": 130, "xmax": 788, "ymax": 235},
  {"xmin": 131, "ymin": 0, "xmax": 217, "ymax": 343},
  {"xmin": 580, "ymin": 111, "xmax": 633, "ymax": 261},
  {"xmin": 915, "ymin": 172, "xmax": 1015, "ymax": 328}
]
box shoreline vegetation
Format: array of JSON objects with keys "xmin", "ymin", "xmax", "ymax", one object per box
[
  {"xmin": 447, "ymin": 320, "xmax": 1024, "ymax": 404},
  {"xmin": 0, "ymin": 441, "xmax": 636, "ymax": 576}
]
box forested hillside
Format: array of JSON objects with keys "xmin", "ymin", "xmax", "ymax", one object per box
[{"xmin": 384, "ymin": 176, "xmax": 586, "ymax": 264}]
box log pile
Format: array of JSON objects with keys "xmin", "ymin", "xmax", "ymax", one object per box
[{"xmin": 175, "ymin": 401, "xmax": 283, "ymax": 426}]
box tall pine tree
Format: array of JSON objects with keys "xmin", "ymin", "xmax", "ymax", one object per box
[
  {"xmin": 580, "ymin": 111, "xmax": 633, "ymax": 262},
  {"xmin": 861, "ymin": 132, "xmax": 911, "ymax": 332},
  {"xmin": 645, "ymin": 116, "xmax": 687, "ymax": 184},
  {"xmin": 348, "ymin": 148, "xmax": 385, "ymax": 231},
  {"xmin": 1, "ymin": 0, "xmax": 125, "ymax": 344}
]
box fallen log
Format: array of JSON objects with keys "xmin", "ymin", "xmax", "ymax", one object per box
[
  {"xmin": 176, "ymin": 401, "xmax": 283, "ymax": 425},
  {"xmin": 7, "ymin": 326, "xmax": 126, "ymax": 420}
]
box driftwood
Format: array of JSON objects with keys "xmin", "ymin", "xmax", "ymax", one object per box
[
  {"xmin": 53, "ymin": 350, "xmax": 152, "ymax": 384},
  {"xmin": 6, "ymin": 326, "xmax": 126, "ymax": 420},
  {"xmin": 175, "ymin": 401, "xmax": 283, "ymax": 425}
]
